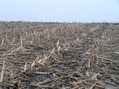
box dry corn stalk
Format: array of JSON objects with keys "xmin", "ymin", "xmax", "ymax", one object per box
[
  {"xmin": 31, "ymin": 61, "xmax": 36, "ymax": 68},
  {"xmin": 24, "ymin": 62, "xmax": 27, "ymax": 71},
  {"xmin": 0, "ymin": 61, "xmax": 5, "ymax": 82},
  {"xmin": 91, "ymin": 45, "xmax": 98, "ymax": 67},
  {"xmin": 1, "ymin": 38, "xmax": 4, "ymax": 45}
]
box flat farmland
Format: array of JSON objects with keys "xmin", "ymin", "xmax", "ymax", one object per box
[{"xmin": 0, "ymin": 22, "xmax": 119, "ymax": 89}]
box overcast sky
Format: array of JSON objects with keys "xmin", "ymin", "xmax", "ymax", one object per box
[{"xmin": 0, "ymin": 0, "xmax": 119, "ymax": 22}]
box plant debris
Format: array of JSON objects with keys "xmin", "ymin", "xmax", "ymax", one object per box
[{"xmin": 0, "ymin": 22, "xmax": 119, "ymax": 89}]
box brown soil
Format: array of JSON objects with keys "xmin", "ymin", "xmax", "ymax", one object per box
[{"xmin": 0, "ymin": 22, "xmax": 119, "ymax": 89}]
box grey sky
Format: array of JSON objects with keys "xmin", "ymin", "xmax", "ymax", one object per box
[{"xmin": 0, "ymin": 0, "xmax": 119, "ymax": 22}]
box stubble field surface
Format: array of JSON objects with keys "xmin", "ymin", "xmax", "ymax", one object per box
[{"xmin": 0, "ymin": 22, "xmax": 119, "ymax": 89}]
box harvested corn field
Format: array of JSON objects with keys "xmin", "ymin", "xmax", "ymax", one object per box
[{"xmin": 0, "ymin": 22, "xmax": 119, "ymax": 89}]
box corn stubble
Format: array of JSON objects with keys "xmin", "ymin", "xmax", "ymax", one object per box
[{"xmin": 0, "ymin": 22, "xmax": 119, "ymax": 89}]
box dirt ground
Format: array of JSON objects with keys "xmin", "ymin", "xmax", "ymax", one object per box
[{"xmin": 0, "ymin": 22, "xmax": 119, "ymax": 89}]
